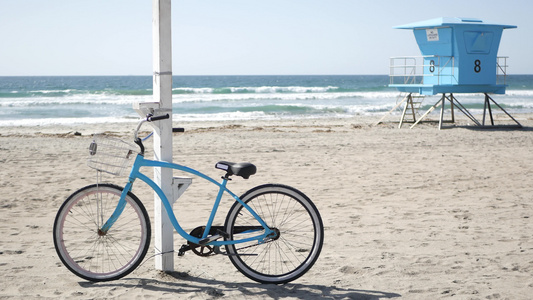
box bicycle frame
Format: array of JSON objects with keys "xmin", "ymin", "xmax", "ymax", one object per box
[{"xmin": 99, "ymin": 153, "xmax": 274, "ymax": 247}]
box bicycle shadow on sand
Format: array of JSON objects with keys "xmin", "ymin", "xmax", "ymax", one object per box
[{"xmin": 79, "ymin": 271, "xmax": 401, "ymax": 299}]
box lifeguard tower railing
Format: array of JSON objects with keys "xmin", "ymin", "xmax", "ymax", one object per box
[{"xmin": 389, "ymin": 56, "xmax": 509, "ymax": 86}]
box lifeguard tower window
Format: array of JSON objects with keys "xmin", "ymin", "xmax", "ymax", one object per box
[{"xmin": 464, "ymin": 31, "xmax": 494, "ymax": 54}]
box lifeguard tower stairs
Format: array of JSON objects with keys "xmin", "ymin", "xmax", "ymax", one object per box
[{"xmin": 377, "ymin": 17, "xmax": 521, "ymax": 129}]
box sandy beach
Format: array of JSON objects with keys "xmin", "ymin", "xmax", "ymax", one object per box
[{"xmin": 1, "ymin": 114, "xmax": 533, "ymax": 299}]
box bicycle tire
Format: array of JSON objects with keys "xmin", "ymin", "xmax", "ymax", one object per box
[
  {"xmin": 53, "ymin": 184, "xmax": 151, "ymax": 282},
  {"xmin": 224, "ymin": 184, "xmax": 323, "ymax": 284}
]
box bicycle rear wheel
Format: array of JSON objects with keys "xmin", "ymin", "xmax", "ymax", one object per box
[
  {"xmin": 53, "ymin": 184, "xmax": 151, "ymax": 282},
  {"xmin": 224, "ymin": 184, "xmax": 323, "ymax": 284}
]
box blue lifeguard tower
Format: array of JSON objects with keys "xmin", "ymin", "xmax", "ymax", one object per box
[{"xmin": 382, "ymin": 17, "xmax": 521, "ymax": 129}]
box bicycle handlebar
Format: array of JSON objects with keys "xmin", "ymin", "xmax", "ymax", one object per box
[
  {"xmin": 134, "ymin": 113, "xmax": 170, "ymax": 155},
  {"xmin": 147, "ymin": 114, "xmax": 170, "ymax": 122}
]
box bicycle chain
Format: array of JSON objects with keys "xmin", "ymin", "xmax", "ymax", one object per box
[
  {"xmin": 230, "ymin": 229, "xmax": 280, "ymax": 253},
  {"xmin": 209, "ymin": 238, "xmax": 275, "ymax": 256},
  {"xmin": 235, "ymin": 238, "xmax": 275, "ymax": 251}
]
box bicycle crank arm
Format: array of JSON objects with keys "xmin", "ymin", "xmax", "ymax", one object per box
[{"xmin": 198, "ymin": 234, "xmax": 224, "ymax": 245}]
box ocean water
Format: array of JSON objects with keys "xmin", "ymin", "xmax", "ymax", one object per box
[{"xmin": 0, "ymin": 75, "xmax": 532, "ymax": 126}]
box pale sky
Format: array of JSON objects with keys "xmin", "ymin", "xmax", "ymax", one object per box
[{"xmin": 1, "ymin": 0, "xmax": 532, "ymax": 76}]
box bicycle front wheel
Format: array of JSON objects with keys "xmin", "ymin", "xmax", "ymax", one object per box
[
  {"xmin": 53, "ymin": 184, "xmax": 151, "ymax": 282},
  {"xmin": 224, "ymin": 184, "xmax": 324, "ymax": 284}
]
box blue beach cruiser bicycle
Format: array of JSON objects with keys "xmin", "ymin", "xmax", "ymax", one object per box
[{"xmin": 53, "ymin": 114, "xmax": 324, "ymax": 284}]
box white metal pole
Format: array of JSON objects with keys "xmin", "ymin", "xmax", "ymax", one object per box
[{"xmin": 152, "ymin": 0, "xmax": 174, "ymax": 271}]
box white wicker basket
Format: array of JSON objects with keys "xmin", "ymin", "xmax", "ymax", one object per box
[{"xmin": 87, "ymin": 135, "xmax": 139, "ymax": 176}]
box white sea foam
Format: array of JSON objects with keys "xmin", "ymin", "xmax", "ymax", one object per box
[
  {"xmin": 11, "ymin": 90, "xmax": 516, "ymax": 107},
  {"xmin": 174, "ymin": 111, "xmax": 272, "ymax": 121},
  {"xmin": 230, "ymin": 86, "xmax": 339, "ymax": 93},
  {"xmin": 505, "ymin": 90, "xmax": 533, "ymax": 97},
  {"xmin": 2, "ymin": 75, "xmax": 532, "ymax": 126},
  {"xmin": 173, "ymin": 87, "xmax": 215, "ymax": 94},
  {"xmin": 171, "ymin": 91, "xmax": 400, "ymax": 103},
  {"xmin": 0, "ymin": 95, "xmax": 152, "ymax": 107},
  {"xmin": 29, "ymin": 89, "xmax": 77, "ymax": 94},
  {"xmin": 172, "ymin": 86, "xmax": 340, "ymax": 94},
  {"xmin": 1, "ymin": 91, "xmax": 397, "ymax": 107},
  {"xmin": 0, "ymin": 117, "xmax": 137, "ymax": 127}
]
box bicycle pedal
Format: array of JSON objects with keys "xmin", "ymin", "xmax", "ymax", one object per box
[{"xmin": 178, "ymin": 244, "xmax": 190, "ymax": 256}]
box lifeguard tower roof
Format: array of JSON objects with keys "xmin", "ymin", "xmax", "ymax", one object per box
[
  {"xmin": 389, "ymin": 17, "xmax": 516, "ymax": 95},
  {"xmin": 394, "ymin": 17, "xmax": 516, "ymax": 30}
]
